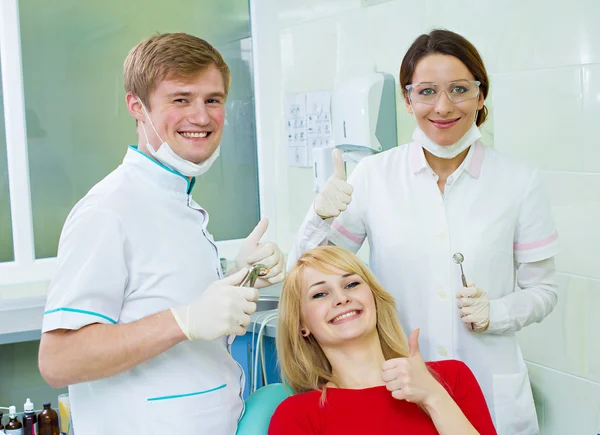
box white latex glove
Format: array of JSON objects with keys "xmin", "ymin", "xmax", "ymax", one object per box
[
  {"xmin": 234, "ymin": 217, "xmax": 285, "ymax": 288},
  {"xmin": 381, "ymin": 329, "xmax": 447, "ymax": 406},
  {"xmin": 456, "ymin": 282, "xmax": 490, "ymax": 332},
  {"xmin": 170, "ymin": 268, "xmax": 259, "ymax": 341},
  {"xmin": 313, "ymin": 149, "xmax": 353, "ymax": 219}
]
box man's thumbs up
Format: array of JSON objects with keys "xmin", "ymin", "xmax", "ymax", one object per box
[
  {"xmin": 244, "ymin": 217, "xmax": 269, "ymax": 249},
  {"xmin": 313, "ymin": 149, "xmax": 354, "ymax": 219},
  {"xmin": 234, "ymin": 217, "xmax": 285, "ymax": 289}
]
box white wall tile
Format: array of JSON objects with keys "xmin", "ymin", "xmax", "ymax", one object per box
[
  {"xmin": 528, "ymin": 363, "xmax": 600, "ymax": 435},
  {"xmin": 365, "ymin": 1, "xmax": 425, "ymax": 80},
  {"xmin": 281, "ymin": 9, "xmax": 371, "ymax": 92},
  {"xmin": 583, "ymin": 64, "xmax": 600, "ymax": 173},
  {"xmin": 477, "ymin": 0, "xmax": 600, "ymax": 73},
  {"xmin": 492, "ymin": 67, "xmax": 585, "ymax": 171},
  {"xmin": 539, "ymin": 171, "xmax": 600, "ymax": 280},
  {"xmin": 278, "ymin": 0, "xmax": 361, "ymax": 29},
  {"xmin": 518, "ymin": 273, "xmax": 590, "ymax": 379},
  {"xmin": 418, "ymin": 0, "xmax": 508, "ymax": 75},
  {"xmin": 587, "ymin": 283, "xmax": 600, "ymax": 383}
]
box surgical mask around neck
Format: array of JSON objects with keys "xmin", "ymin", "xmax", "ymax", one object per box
[
  {"xmin": 411, "ymin": 109, "xmax": 481, "ymax": 159},
  {"xmin": 138, "ymin": 99, "xmax": 220, "ymax": 177}
]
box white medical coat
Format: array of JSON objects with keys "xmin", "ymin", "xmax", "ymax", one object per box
[
  {"xmin": 43, "ymin": 147, "xmax": 244, "ymax": 435},
  {"xmin": 291, "ymin": 141, "xmax": 559, "ymax": 435}
]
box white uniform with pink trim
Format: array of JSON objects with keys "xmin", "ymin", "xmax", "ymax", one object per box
[{"xmin": 289, "ymin": 140, "xmax": 559, "ymax": 435}]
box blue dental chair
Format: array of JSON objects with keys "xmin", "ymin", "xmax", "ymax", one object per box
[{"xmin": 236, "ymin": 383, "xmax": 291, "ymax": 435}]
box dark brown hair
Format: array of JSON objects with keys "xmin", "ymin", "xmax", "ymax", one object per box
[{"xmin": 400, "ymin": 29, "xmax": 489, "ymax": 126}]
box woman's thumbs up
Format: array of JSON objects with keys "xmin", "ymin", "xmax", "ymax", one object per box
[{"xmin": 313, "ymin": 149, "xmax": 354, "ymax": 219}]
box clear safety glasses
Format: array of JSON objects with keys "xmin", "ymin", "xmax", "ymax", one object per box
[{"xmin": 405, "ymin": 80, "xmax": 481, "ymax": 105}]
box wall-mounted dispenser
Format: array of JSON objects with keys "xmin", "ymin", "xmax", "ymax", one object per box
[{"xmin": 313, "ymin": 72, "xmax": 397, "ymax": 192}]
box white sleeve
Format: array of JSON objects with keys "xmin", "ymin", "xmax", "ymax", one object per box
[
  {"xmin": 286, "ymin": 161, "xmax": 369, "ymax": 271},
  {"xmin": 486, "ymin": 257, "xmax": 558, "ymax": 334},
  {"xmin": 285, "ymin": 206, "xmax": 336, "ymax": 271},
  {"xmin": 327, "ymin": 160, "xmax": 368, "ymax": 251},
  {"xmin": 513, "ymin": 170, "xmax": 559, "ymax": 263},
  {"xmin": 42, "ymin": 203, "xmax": 128, "ymax": 332}
]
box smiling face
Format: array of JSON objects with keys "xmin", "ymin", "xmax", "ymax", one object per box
[
  {"xmin": 128, "ymin": 65, "xmax": 226, "ymax": 165},
  {"xmin": 299, "ymin": 266, "xmax": 377, "ymax": 348},
  {"xmin": 405, "ymin": 54, "xmax": 484, "ymax": 146}
]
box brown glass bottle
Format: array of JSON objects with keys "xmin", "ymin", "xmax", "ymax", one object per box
[
  {"xmin": 1, "ymin": 411, "xmax": 4, "ymax": 432},
  {"xmin": 5, "ymin": 406, "xmax": 23, "ymax": 435},
  {"xmin": 37, "ymin": 403, "xmax": 59, "ymax": 435}
]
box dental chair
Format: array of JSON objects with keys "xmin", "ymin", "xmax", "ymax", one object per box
[{"xmin": 236, "ymin": 383, "xmax": 290, "ymax": 435}]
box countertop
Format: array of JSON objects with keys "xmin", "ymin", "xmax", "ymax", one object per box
[{"xmin": 0, "ymin": 282, "xmax": 282, "ymax": 344}]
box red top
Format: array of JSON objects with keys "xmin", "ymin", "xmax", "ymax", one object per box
[{"xmin": 269, "ymin": 360, "xmax": 496, "ymax": 435}]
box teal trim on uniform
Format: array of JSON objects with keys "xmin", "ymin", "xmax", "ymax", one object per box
[
  {"xmin": 44, "ymin": 307, "xmax": 117, "ymax": 324},
  {"xmin": 128, "ymin": 145, "xmax": 195, "ymax": 193},
  {"xmin": 187, "ymin": 176, "xmax": 196, "ymax": 194},
  {"xmin": 147, "ymin": 384, "xmax": 227, "ymax": 402}
]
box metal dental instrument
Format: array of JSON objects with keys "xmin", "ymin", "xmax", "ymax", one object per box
[
  {"xmin": 452, "ymin": 252, "xmax": 475, "ymax": 331},
  {"xmin": 452, "ymin": 253, "xmax": 467, "ymax": 287},
  {"xmin": 227, "ymin": 264, "xmax": 271, "ymax": 350},
  {"xmin": 240, "ymin": 264, "xmax": 269, "ymax": 288}
]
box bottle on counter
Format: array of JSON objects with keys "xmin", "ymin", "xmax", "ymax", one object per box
[
  {"xmin": 22, "ymin": 399, "xmax": 36, "ymax": 435},
  {"xmin": 1, "ymin": 410, "xmax": 5, "ymax": 433},
  {"xmin": 5, "ymin": 406, "xmax": 23, "ymax": 435},
  {"xmin": 37, "ymin": 403, "xmax": 58, "ymax": 435}
]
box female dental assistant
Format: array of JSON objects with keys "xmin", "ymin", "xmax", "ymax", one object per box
[{"xmin": 289, "ymin": 29, "xmax": 558, "ymax": 435}]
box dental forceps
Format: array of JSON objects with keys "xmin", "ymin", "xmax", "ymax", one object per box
[{"xmin": 240, "ymin": 264, "xmax": 270, "ymax": 287}]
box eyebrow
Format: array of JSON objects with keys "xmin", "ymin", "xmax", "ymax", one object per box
[
  {"xmin": 414, "ymin": 79, "xmax": 471, "ymax": 85},
  {"xmin": 308, "ymin": 273, "xmax": 357, "ymax": 290},
  {"xmin": 166, "ymin": 91, "xmax": 226, "ymax": 99}
]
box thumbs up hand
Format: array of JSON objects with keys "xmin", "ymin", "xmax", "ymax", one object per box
[
  {"xmin": 234, "ymin": 217, "xmax": 285, "ymax": 288},
  {"xmin": 313, "ymin": 149, "xmax": 354, "ymax": 219},
  {"xmin": 381, "ymin": 329, "xmax": 446, "ymax": 406}
]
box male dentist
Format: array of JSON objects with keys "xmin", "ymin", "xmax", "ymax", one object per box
[{"xmin": 39, "ymin": 32, "xmax": 284, "ymax": 434}]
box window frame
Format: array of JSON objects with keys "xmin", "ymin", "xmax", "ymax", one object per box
[{"xmin": 0, "ymin": 0, "xmax": 278, "ymax": 287}]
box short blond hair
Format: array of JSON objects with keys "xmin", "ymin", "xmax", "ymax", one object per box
[
  {"xmin": 123, "ymin": 33, "xmax": 231, "ymax": 109},
  {"xmin": 277, "ymin": 246, "xmax": 409, "ymax": 395}
]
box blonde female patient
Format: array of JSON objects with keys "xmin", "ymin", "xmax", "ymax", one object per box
[{"xmin": 269, "ymin": 246, "xmax": 496, "ymax": 435}]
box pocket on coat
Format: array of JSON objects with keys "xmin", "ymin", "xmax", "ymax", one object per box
[
  {"xmin": 145, "ymin": 383, "xmax": 233, "ymax": 433},
  {"xmin": 492, "ymin": 372, "xmax": 539, "ymax": 435}
]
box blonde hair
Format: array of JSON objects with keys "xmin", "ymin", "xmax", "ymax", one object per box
[
  {"xmin": 123, "ymin": 32, "xmax": 231, "ymax": 109},
  {"xmin": 277, "ymin": 246, "xmax": 409, "ymax": 395}
]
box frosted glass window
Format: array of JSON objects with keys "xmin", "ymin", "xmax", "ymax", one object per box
[
  {"xmin": 0, "ymin": 53, "xmax": 14, "ymax": 263},
  {"xmin": 19, "ymin": 0, "xmax": 259, "ymax": 258}
]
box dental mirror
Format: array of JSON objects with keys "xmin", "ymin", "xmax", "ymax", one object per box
[
  {"xmin": 453, "ymin": 252, "xmax": 475, "ymax": 331},
  {"xmin": 452, "ymin": 253, "xmax": 468, "ymax": 287}
]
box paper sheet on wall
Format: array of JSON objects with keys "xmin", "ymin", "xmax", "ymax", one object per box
[
  {"xmin": 285, "ymin": 94, "xmax": 307, "ymax": 166},
  {"xmin": 285, "ymin": 91, "xmax": 332, "ymax": 168},
  {"xmin": 306, "ymin": 91, "xmax": 332, "ymax": 160}
]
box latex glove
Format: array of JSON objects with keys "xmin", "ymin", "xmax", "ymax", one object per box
[
  {"xmin": 313, "ymin": 149, "xmax": 353, "ymax": 219},
  {"xmin": 456, "ymin": 282, "xmax": 490, "ymax": 332},
  {"xmin": 381, "ymin": 329, "xmax": 447, "ymax": 406},
  {"xmin": 170, "ymin": 268, "xmax": 259, "ymax": 341},
  {"xmin": 234, "ymin": 217, "xmax": 285, "ymax": 288}
]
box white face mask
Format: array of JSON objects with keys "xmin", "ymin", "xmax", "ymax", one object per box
[
  {"xmin": 138, "ymin": 99, "xmax": 220, "ymax": 177},
  {"xmin": 412, "ymin": 123, "xmax": 481, "ymax": 159}
]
